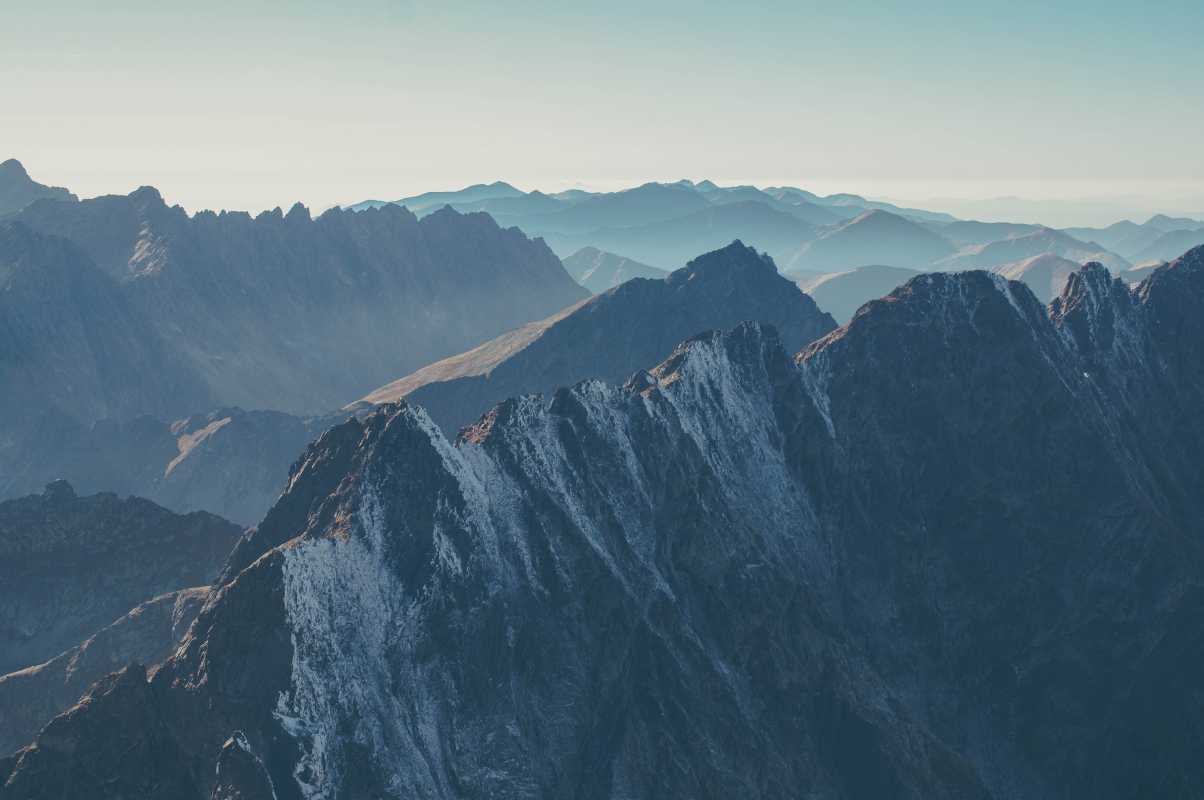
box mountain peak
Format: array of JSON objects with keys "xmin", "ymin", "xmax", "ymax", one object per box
[
  {"xmin": 0, "ymin": 159, "xmax": 77, "ymax": 215},
  {"xmin": 0, "ymin": 158, "xmax": 29, "ymax": 178},
  {"xmin": 668, "ymin": 240, "xmax": 775, "ymax": 286}
]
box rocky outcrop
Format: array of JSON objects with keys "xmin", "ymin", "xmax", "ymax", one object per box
[
  {"xmin": 0, "ymin": 481, "xmax": 241, "ymax": 674},
  {"xmin": 358, "ymin": 241, "xmax": 837, "ymax": 434},
  {"xmin": 0, "ymin": 587, "xmax": 208, "ymax": 754},
  {"xmin": 5, "ymin": 248, "xmax": 1204, "ymax": 799}
]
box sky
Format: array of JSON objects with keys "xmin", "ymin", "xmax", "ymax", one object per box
[{"xmin": 4, "ymin": 0, "xmax": 1203, "ymax": 224}]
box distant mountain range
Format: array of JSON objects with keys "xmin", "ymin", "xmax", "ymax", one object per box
[
  {"xmin": 795, "ymin": 264, "xmax": 923, "ymax": 323},
  {"xmin": 935, "ymin": 227, "xmax": 1131, "ymax": 273},
  {"xmin": 349, "ymin": 178, "xmax": 1204, "ymax": 280},
  {"xmin": 561, "ymin": 246, "xmax": 667, "ymax": 293}
]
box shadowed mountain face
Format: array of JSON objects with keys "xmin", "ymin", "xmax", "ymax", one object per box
[
  {"xmin": 560, "ymin": 246, "xmax": 667, "ymax": 293},
  {"xmin": 8, "ymin": 192, "xmax": 588, "ymax": 417},
  {"xmin": 357, "ymin": 241, "xmax": 837, "ymax": 434},
  {"xmin": 0, "ymin": 481, "xmax": 241, "ymax": 676},
  {"xmin": 793, "ymin": 264, "xmax": 922, "ymax": 323},
  {"xmin": 7, "ymin": 247, "xmax": 1203, "ymax": 799},
  {"xmin": 0, "ymin": 160, "xmax": 76, "ymax": 216},
  {"xmin": 783, "ymin": 209, "xmax": 957, "ymax": 272}
]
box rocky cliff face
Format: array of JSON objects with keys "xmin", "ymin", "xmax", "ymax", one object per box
[
  {"xmin": 360, "ymin": 241, "xmax": 837, "ymax": 435},
  {"xmin": 5, "ymin": 247, "xmax": 1204, "ymax": 799},
  {"xmin": 0, "ymin": 481, "xmax": 241, "ymax": 675},
  {"xmin": 8, "ymin": 192, "xmax": 587, "ymax": 418}
]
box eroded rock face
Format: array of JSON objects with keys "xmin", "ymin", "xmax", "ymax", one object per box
[
  {"xmin": 5, "ymin": 248, "xmax": 1204, "ymax": 799},
  {"xmin": 0, "ymin": 482, "xmax": 241, "ymax": 674}
]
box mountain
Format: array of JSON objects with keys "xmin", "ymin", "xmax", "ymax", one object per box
[
  {"xmin": 933, "ymin": 219, "xmax": 1041, "ymax": 246},
  {"xmin": 793, "ymin": 264, "xmax": 923, "ymax": 322},
  {"xmin": 1131, "ymin": 227, "xmax": 1204, "ymax": 264},
  {"xmin": 783, "ymin": 209, "xmax": 956, "ymax": 272},
  {"xmin": 0, "ymin": 480, "xmax": 241, "ymax": 676},
  {"xmin": 1145, "ymin": 213, "xmax": 1204, "ymax": 232},
  {"xmin": 357, "ymin": 241, "xmax": 837, "ymax": 434},
  {"xmin": 991, "ymin": 253, "xmax": 1082, "ymax": 303},
  {"xmin": 0, "ymin": 586, "xmax": 208, "ymax": 754},
  {"xmin": 347, "ymin": 181, "xmax": 524, "ymax": 213},
  {"xmin": 698, "ymin": 185, "xmax": 844, "ymax": 226},
  {"xmin": 0, "ymin": 222, "xmax": 212, "ymax": 430},
  {"xmin": 6, "ymin": 194, "xmax": 587, "ymax": 418},
  {"xmin": 7, "ymin": 247, "xmax": 1204, "ymax": 798},
  {"xmin": 936, "ymin": 227, "xmax": 1131, "ymax": 272},
  {"xmin": 544, "ymin": 201, "xmax": 818, "ymax": 269},
  {"xmin": 514, "ymin": 182, "xmax": 714, "ymax": 236},
  {"xmin": 1062, "ymin": 220, "xmax": 1167, "ymax": 259},
  {"xmin": 0, "ymin": 159, "xmax": 76, "ymax": 216},
  {"xmin": 0, "ymin": 406, "xmax": 346, "ymax": 527},
  {"xmin": 560, "ymin": 247, "xmax": 667, "ymax": 293}
]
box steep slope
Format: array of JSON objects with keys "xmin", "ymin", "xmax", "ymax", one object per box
[
  {"xmin": 6, "ymin": 250, "xmax": 1204, "ymax": 799},
  {"xmin": 0, "ymin": 481, "xmax": 241, "ymax": 674},
  {"xmin": 0, "ymin": 159, "xmax": 76, "ymax": 216},
  {"xmin": 1131, "ymin": 227, "xmax": 1204, "ymax": 264},
  {"xmin": 792, "ymin": 264, "xmax": 923, "ymax": 323},
  {"xmin": 0, "ymin": 223, "xmax": 214, "ymax": 427},
  {"xmin": 357, "ymin": 241, "xmax": 837, "ymax": 434},
  {"xmin": 937, "ymin": 227, "xmax": 1130, "ymax": 272},
  {"xmin": 991, "ymin": 253, "xmax": 1082, "ymax": 303},
  {"xmin": 10, "ymin": 193, "xmax": 588, "ymax": 416},
  {"xmin": 560, "ymin": 247, "xmax": 667, "ymax": 293},
  {"xmin": 0, "ymin": 587, "xmax": 208, "ymax": 754},
  {"xmin": 783, "ymin": 209, "xmax": 956, "ymax": 272}
]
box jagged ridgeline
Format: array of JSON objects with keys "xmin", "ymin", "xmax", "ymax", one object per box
[
  {"xmin": 4, "ymin": 247, "xmax": 1203, "ymax": 799},
  {"xmin": 1, "ymin": 188, "xmax": 588, "ymax": 422}
]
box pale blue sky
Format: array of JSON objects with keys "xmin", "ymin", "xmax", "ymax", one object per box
[{"xmin": 4, "ymin": 1, "xmax": 1202, "ymax": 220}]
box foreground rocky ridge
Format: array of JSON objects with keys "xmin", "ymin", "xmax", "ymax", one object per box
[{"xmin": 4, "ymin": 247, "xmax": 1204, "ymax": 799}]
